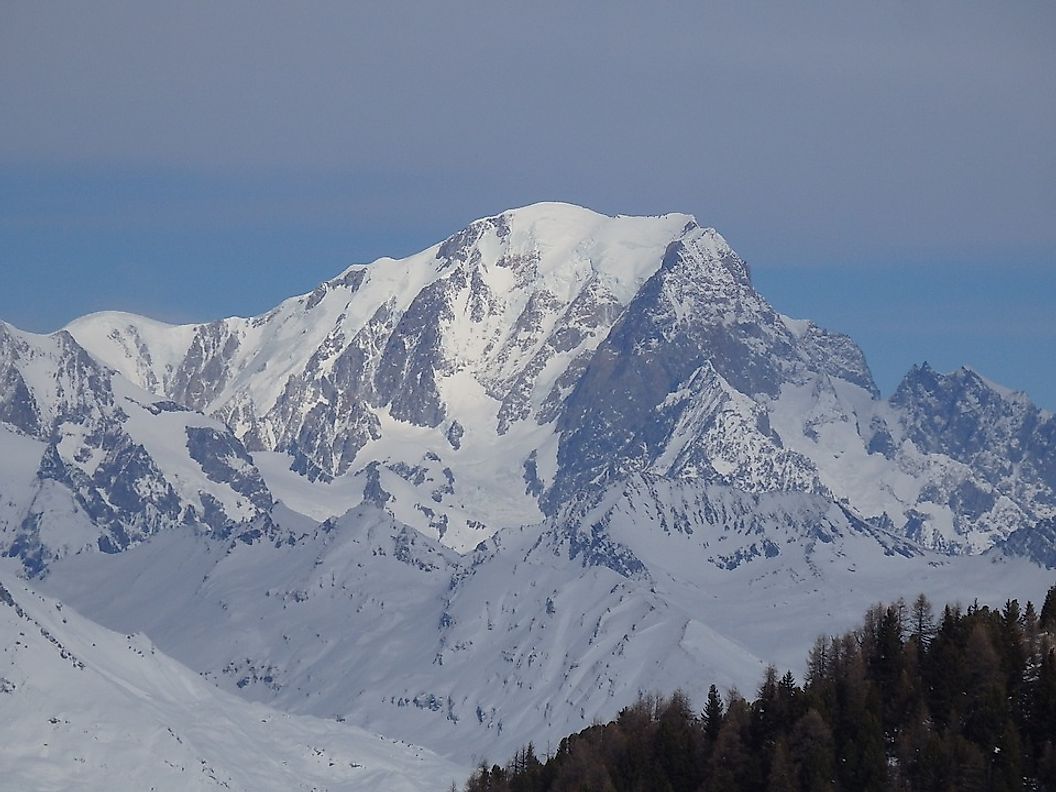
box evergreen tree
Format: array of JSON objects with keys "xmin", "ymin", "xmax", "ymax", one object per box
[
  {"xmin": 789, "ymin": 709, "xmax": 835, "ymax": 792},
  {"xmin": 1000, "ymin": 599, "xmax": 1028, "ymax": 726},
  {"xmin": 702, "ymin": 684, "xmax": 724, "ymax": 742},
  {"xmin": 752, "ymin": 666, "xmax": 782, "ymax": 751},
  {"xmin": 778, "ymin": 670, "xmax": 804, "ymax": 725},
  {"xmin": 910, "ymin": 592, "xmax": 936, "ymax": 647},
  {"xmin": 655, "ymin": 690, "xmax": 696, "ymax": 790},
  {"xmin": 963, "ymin": 622, "xmax": 1006, "ymax": 750},
  {"xmin": 1041, "ymin": 582, "xmax": 1056, "ymax": 631},
  {"xmin": 1039, "ymin": 740, "xmax": 1056, "ymax": 790},
  {"xmin": 708, "ymin": 695, "xmax": 753, "ymax": 792}
]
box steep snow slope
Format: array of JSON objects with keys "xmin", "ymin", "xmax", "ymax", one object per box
[
  {"xmin": 0, "ymin": 322, "xmax": 272, "ymax": 574},
  {"xmin": 39, "ymin": 484, "xmax": 1054, "ymax": 765},
  {"xmin": 0, "ymin": 574, "xmax": 462, "ymax": 791}
]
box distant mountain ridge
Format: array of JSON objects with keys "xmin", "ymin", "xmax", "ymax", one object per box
[{"xmin": 36, "ymin": 480, "xmax": 1055, "ymax": 765}]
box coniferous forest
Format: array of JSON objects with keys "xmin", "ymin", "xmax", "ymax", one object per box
[{"xmin": 463, "ymin": 584, "xmax": 1056, "ymax": 792}]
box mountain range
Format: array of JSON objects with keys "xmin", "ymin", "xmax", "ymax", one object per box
[{"xmin": 1, "ymin": 202, "xmax": 1053, "ymax": 783}]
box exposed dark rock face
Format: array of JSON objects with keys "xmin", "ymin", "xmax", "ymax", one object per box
[
  {"xmin": 0, "ymin": 323, "xmax": 275, "ymax": 573},
  {"xmin": 445, "ymin": 421, "xmax": 464, "ymax": 450},
  {"xmin": 997, "ymin": 518, "xmax": 1056, "ymax": 568},
  {"xmin": 892, "ymin": 364, "xmax": 1056, "ymax": 512},
  {"xmin": 186, "ymin": 427, "xmax": 273, "ymax": 511},
  {"xmin": 0, "ymin": 366, "xmax": 41, "ymax": 436},
  {"xmin": 361, "ymin": 462, "xmax": 393, "ymax": 507},
  {"xmin": 549, "ymin": 233, "xmax": 850, "ymax": 510},
  {"xmin": 170, "ymin": 322, "xmax": 240, "ymax": 411},
  {"xmin": 373, "ymin": 278, "xmax": 451, "ymax": 428}
]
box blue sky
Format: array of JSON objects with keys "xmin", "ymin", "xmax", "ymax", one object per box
[{"xmin": 2, "ymin": 2, "xmax": 1054, "ymax": 407}]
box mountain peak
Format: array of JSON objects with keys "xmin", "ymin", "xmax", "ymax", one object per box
[
  {"xmin": 498, "ymin": 201, "xmax": 696, "ymax": 228},
  {"xmin": 64, "ymin": 310, "xmax": 184, "ymax": 335},
  {"xmin": 898, "ymin": 361, "xmax": 1024, "ymax": 404},
  {"xmin": 421, "ymin": 202, "xmax": 705, "ymax": 309},
  {"xmin": 958, "ymin": 365, "xmax": 1023, "ymax": 400},
  {"xmin": 452, "ymin": 202, "xmax": 702, "ymax": 266}
]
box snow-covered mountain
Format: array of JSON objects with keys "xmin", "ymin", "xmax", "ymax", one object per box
[
  {"xmin": 0, "ymin": 572, "xmax": 462, "ymax": 791},
  {"xmin": 44, "ymin": 202, "xmax": 1055, "ymax": 561},
  {"xmin": 2, "ymin": 201, "xmax": 1054, "ymax": 776}
]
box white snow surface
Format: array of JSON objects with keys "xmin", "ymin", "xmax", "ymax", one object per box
[{"xmin": 0, "ymin": 576, "xmax": 462, "ymax": 791}]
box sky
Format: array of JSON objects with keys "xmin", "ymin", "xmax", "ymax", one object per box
[{"xmin": 2, "ymin": 1, "xmax": 1054, "ymax": 407}]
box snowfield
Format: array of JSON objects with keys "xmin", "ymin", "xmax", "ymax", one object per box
[{"xmin": 0, "ymin": 570, "xmax": 463, "ymax": 791}]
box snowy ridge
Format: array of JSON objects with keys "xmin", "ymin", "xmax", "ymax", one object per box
[
  {"xmin": 36, "ymin": 481, "xmax": 1055, "ymax": 766},
  {"xmin": 1, "ymin": 201, "xmax": 1053, "ymax": 565},
  {"xmin": 0, "ymin": 321, "xmax": 272, "ymax": 572},
  {"xmin": 64, "ymin": 204, "xmax": 707, "ymax": 550},
  {"xmin": 0, "ymin": 573, "xmax": 462, "ymax": 791}
]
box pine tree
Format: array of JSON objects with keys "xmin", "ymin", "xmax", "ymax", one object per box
[
  {"xmin": 753, "ymin": 665, "xmax": 781, "ymax": 749},
  {"xmin": 702, "ymin": 684, "xmax": 724, "ymax": 742},
  {"xmin": 926, "ymin": 604, "xmax": 966, "ymax": 729},
  {"xmin": 1000, "ymin": 599, "xmax": 1028, "ymax": 725},
  {"xmin": 1032, "ymin": 648, "xmax": 1056, "ymax": 764},
  {"xmin": 947, "ymin": 734, "xmax": 987, "ymax": 792},
  {"xmin": 1041, "ymin": 583, "xmax": 1056, "ymax": 631},
  {"xmin": 992, "ymin": 718, "xmax": 1024, "ymax": 792},
  {"xmin": 1024, "ymin": 600, "xmax": 1040, "ymax": 660},
  {"xmin": 963, "ymin": 622, "xmax": 1006, "ymax": 750},
  {"xmin": 910, "ymin": 592, "xmax": 936, "ymax": 648},
  {"xmin": 778, "ymin": 670, "xmax": 804, "ymax": 724},
  {"xmin": 708, "ymin": 712, "xmax": 749, "ymax": 792},
  {"xmin": 1039, "ymin": 740, "xmax": 1056, "ymax": 790},
  {"xmin": 655, "ymin": 690, "xmax": 696, "ymax": 790}
]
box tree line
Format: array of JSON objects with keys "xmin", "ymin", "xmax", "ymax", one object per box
[{"xmin": 462, "ymin": 583, "xmax": 1056, "ymax": 791}]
